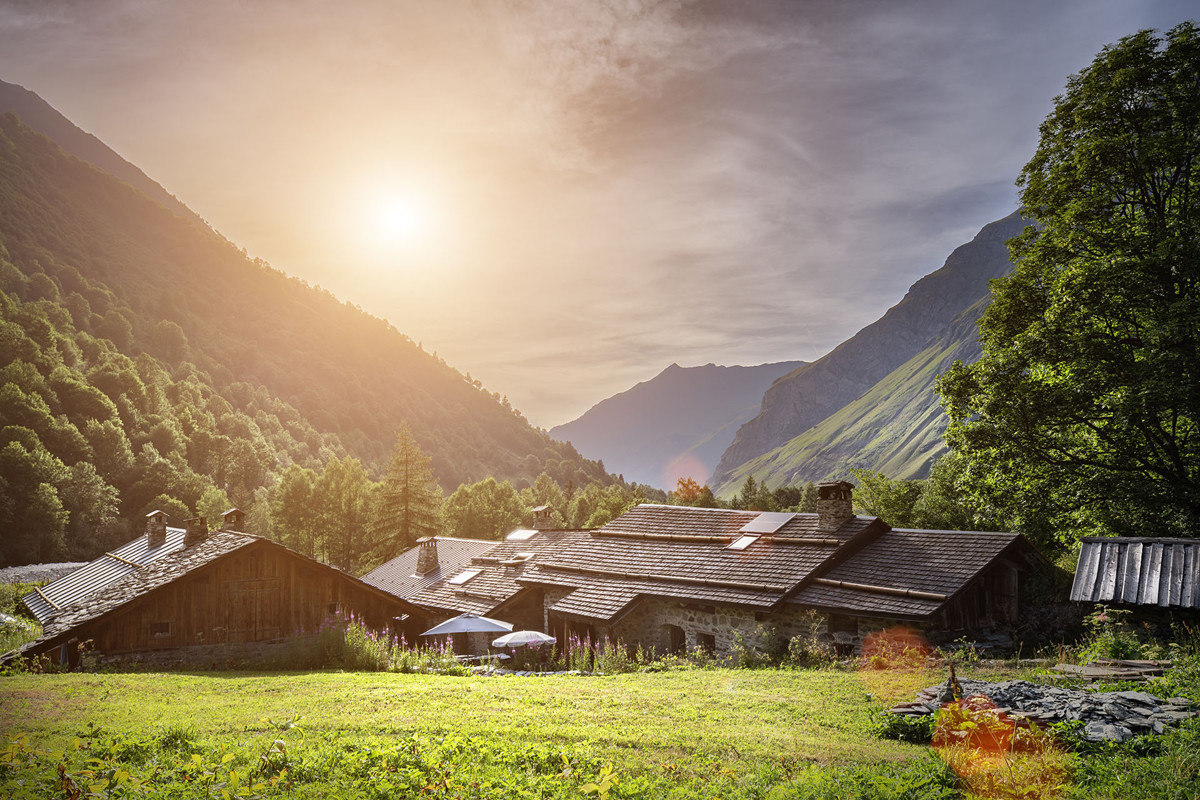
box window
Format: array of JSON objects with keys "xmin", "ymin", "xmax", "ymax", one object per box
[
  {"xmin": 149, "ymin": 621, "xmax": 172, "ymax": 638},
  {"xmin": 447, "ymin": 568, "xmax": 482, "ymax": 585},
  {"xmin": 696, "ymin": 632, "xmax": 716, "ymax": 654},
  {"xmin": 664, "ymin": 624, "xmax": 686, "ymax": 655},
  {"xmin": 506, "ymin": 529, "xmax": 537, "ymax": 541}
]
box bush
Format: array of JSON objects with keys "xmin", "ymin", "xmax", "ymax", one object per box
[
  {"xmin": 871, "ymin": 712, "xmax": 934, "ymax": 744},
  {"xmin": 1078, "ymin": 605, "xmax": 1144, "ymax": 662}
]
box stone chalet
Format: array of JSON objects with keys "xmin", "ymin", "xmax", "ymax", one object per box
[{"xmin": 363, "ymin": 482, "xmax": 1043, "ymax": 655}]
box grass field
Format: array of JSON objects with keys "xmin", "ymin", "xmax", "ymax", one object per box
[{"xmin": 1, "ymin": 663, "xmax": 1197, "ymax": 799}]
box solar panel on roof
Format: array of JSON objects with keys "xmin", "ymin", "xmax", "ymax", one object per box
[{"xmin": 740, "ymin": 512, "xmax": 795, "ymax": 534}]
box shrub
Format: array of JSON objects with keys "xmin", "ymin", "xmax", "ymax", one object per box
[
  {"xmin": 1078, "ymin": 605, "xmax": 1143, "ymax": 662},
  {"xmin": 871, "ymin": 712, "xmax": 934, "ymax": 744}
]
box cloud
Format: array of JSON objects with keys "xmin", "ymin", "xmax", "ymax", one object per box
[{"xmin": 1, "ymin": 0, "xmax": 1197, "ymax": 429}]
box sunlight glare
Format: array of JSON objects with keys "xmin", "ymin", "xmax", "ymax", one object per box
[{"xmin": 373, "ymin": 192, "xmax": 427, "ymax": 246}]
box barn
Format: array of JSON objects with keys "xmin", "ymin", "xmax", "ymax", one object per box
[{"xmin": 6, "ymin": 510, "xmax": 424, "ymax": 668}]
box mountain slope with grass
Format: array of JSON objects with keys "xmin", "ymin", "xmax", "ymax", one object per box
[
  {"xmin": 712, "ymin": 212, "xmax": 1027, "ymax": 491},
  {"xmin": 550, "ymin": 360, "xmax": 803, "ymax": 488},
  {"xmin": 715, "ymin": 297, "xmax": 988, "ymax": 495}
]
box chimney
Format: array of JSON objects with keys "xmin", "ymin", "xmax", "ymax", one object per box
[
  {"xmin": 145, "ymin": 510, "xmax": 168, "ymax": 549},
  {"xmin": 531, "ymin": 505, "xmax": 553, "ymax": 531},
  {"xmin": 414, "ymin": 537, "xmax": 439, "ymax": 576},
  {"xmin": 816, "ymin": 481, "xmax": 855, "ymax": 532},
  {"xmin": 222, "ymin": 507, "xmax": 245, "ymax": 531},
  {"xmin": 183, "ymin": 516, "xmax": 209, "ymax": 547}
]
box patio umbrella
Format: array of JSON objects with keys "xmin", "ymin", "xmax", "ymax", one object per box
[
  {"xmin": 420, "ymin": 613, "xmax": 513, "ymax": 637},
  {"xmin": 492, "ymin": 630, "xmax": 556, "ymax": 648}
]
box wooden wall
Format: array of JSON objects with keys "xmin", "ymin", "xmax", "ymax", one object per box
[{"xmin": 68, "ymin": 540, "xmax": 410, "ymax": 656}]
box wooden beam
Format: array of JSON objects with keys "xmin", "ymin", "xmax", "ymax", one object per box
[
  {"xmin": 537, "ymin": 562, "xmax": 787, "ymax": 593},
  {"xmin": 34, "ymin": 586, "xmax": 60, "ymax": 610},
  {"xmin": 103, "ymin": 551, "xmax": 142, "ymax": 567},
  {"xmin": 591, "ymin": 530, "xmax": 840, "ymax": 546},
  {"xmin": 813, "ymin": 577, "xmax": 947, "ymax": 602}
]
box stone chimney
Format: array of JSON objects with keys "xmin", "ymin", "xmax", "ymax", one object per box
[
  {"xmin": 183, "ymin": 516, "xmax": 209, "ymax": 547},
  {"xmin": 816, "ymin": 481, "xmax": 855, "ymax": 532},
  {"xmin": 145, "ymin": 510, "xmax": 168, "ymax": 549},
  {"xmin": 531, "ymin": 505, "xmax": 553, "ymax": 531},
  {"xmin": 222, "ymin": 507, "xmax": 245, "ymax": 531},
  {"xmin": 414, "ymin": 537, "xmax": 439, "ymax": 576}
]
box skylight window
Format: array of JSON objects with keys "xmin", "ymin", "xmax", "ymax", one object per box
[
  {"xmin": 506, "ymin": 529, "xmax": 537, "ymax": 541},
  {"xmin": 726, "ymin": 535, "xmax": 759, "ymax": 551},
  {"xmin": 447, "ymin": 568, "xmax": 482, "ymax": 585}
]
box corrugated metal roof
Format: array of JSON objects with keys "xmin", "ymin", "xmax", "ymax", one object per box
[
  {"xmin": 1071, "ymin": 537, "xmax": 1200, "ymax": 608},
  {"xmin": 22, "ymin": 527, "xmax": 189, "ymax": 622}
]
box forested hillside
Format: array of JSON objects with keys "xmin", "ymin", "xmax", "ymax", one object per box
[{"xmin": 0, "ymin": 112, "xmax": 609, "ymax": 566}]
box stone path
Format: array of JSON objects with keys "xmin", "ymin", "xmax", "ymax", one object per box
[{"xmin": 891, "ymin": 678, "xmax": 1197, "ymax": 742}]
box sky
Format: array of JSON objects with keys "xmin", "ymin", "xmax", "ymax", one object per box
[{"xmin": 0, "ymin": 0, "xmax": 1195, "ymax": 428}]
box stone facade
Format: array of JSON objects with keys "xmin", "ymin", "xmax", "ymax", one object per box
[{"xmin": 595, "ymin": 598, "xmax": 844, "ymax": 657}]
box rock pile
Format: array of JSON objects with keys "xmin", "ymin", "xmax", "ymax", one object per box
[{"xmin": 891, "ymin": 678, "xmax": 1197, "ymax": 742}]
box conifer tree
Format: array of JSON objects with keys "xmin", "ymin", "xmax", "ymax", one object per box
[{"xmin": 374, "ymin": 424, "xmax": 442, "ymax": 558}]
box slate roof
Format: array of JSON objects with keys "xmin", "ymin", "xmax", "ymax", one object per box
[
  {"xmin": 516, "ymin": 505, "xmax": 885, "ymax": 622},
  {"xmin": 788, "ymin": 528, "xmax": 1027, "ymax": 619},
  {"xmin": 360, "ymin": 537, "xmax": 497, "ymax": 599},
  {"xmin": 1071, "ymin": 537, "xmax": 1200, "ymax": 608},
  {"xmin": 370, "ymin": 505, "xmax": 1038, "ymax": 628},
  {"xmin": 597, "ymin": 503, "xmax": 873, "ymax": 543},
  {"xmin": 22, "ymin": 526, "xmax": 189, "ymax": 623},
  {"xmin": 407, "ymin": 529, "xmax": 588, "ymax": 617}
]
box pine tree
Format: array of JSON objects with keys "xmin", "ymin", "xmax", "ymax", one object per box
[{"xmin": 373, "ymin": 424, "xmax": 442, "ymax": 558}]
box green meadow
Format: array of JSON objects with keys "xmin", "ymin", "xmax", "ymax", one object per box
[{"xmin": 2, "ymin": 664, "xmax": 1197, "ymax": 799}]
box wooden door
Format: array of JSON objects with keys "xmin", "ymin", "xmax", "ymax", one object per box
[{"xmin": 226, "ymin": 579, "xmax": 282, "ymax": 642}]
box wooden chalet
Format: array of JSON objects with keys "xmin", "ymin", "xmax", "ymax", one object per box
[{"xmin": 7, "ymin": 511, "xmax": 424, "ymax": 668}]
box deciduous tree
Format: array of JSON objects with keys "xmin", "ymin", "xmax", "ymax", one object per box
[{"xmin": 939, "ymin": 23, "xmax": 1200, "ymax": 547}]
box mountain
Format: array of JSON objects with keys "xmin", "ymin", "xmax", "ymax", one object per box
[
  {"xmin": 550, "ymin": 361, "xmax": 804, "ymax": 489},
  {"xmin": 0, "ymin": 79, "xmax": 199, "ymax": 225},
  {"xmin": 712, "ymin": 211, "xmax": 1027, "ymax": 494},
  {"xmin": 0, "ymin": 100, "xmax": 611, "ymax": 564}
]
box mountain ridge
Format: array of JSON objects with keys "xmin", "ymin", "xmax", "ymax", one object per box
[
  {"xmin": 550, "ymin": 360, "xmax": 803, "ymax": 488},
  {"xmin": 711, "ymin": 211, "xmax": 1027, "ymax": 488},
  {"xmin": 0, "ymin": 78, "xmax": 201, "ymax": 225}
]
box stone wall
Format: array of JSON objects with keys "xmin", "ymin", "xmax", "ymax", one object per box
[
  {"xmin": 608, "ymin": 598, "xmax": 837, "ymax": 657},
  {"xmin": 596, "ymin": 597, "xmax": 975, "ymax": 658}
]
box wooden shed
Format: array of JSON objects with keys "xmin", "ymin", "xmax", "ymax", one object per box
[
  {"xmin": 1071, "ymin": 537, "xmax": 1200, "ymax": 608},
  {"xmin": 7, "ymin": 522, "xmax": 425, "ymax": 667}
]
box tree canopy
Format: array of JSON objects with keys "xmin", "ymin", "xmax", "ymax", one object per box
[{"xmin": 938, "ymin": 23, "xmax": 1200, "ymax": 548}]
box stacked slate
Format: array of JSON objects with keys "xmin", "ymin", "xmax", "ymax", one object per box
[{"xmin": 890, "ymin": 678, "xmax": 1197, "ymax": 742}]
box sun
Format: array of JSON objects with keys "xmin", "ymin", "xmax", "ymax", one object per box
[{"xmin": 373, "ymin": 193, "xmax": 427, "ymax": 246}]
